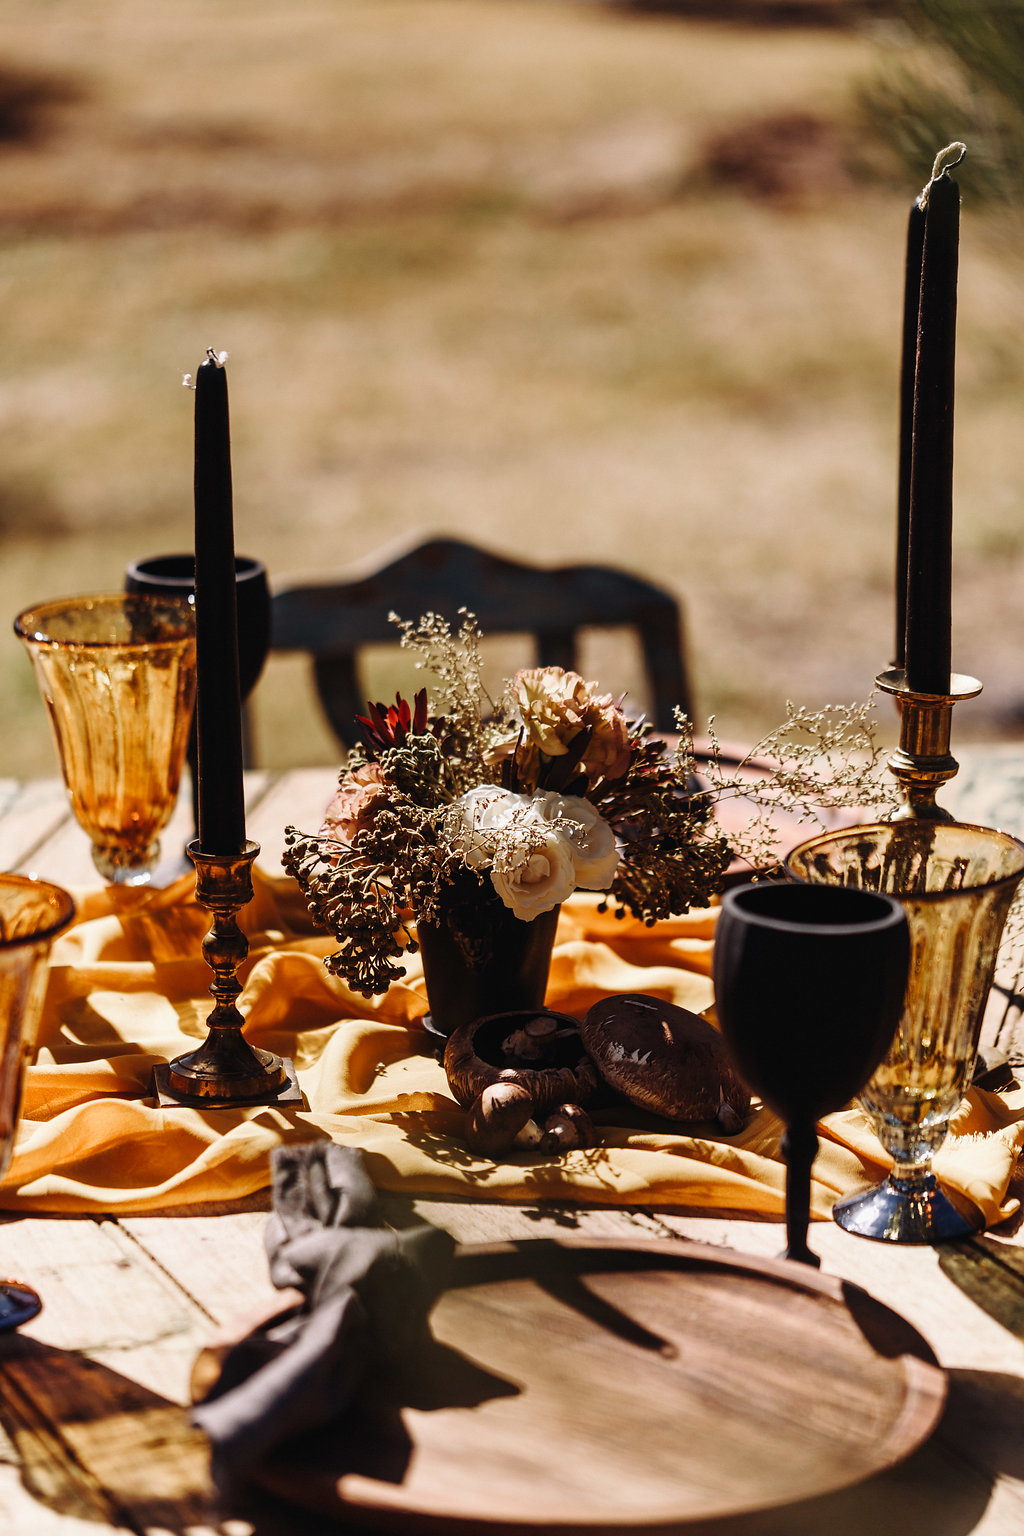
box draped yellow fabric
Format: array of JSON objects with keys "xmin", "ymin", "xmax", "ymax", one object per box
[{"xmin": 3, "ymin": 872, "xmax": 1021, "ymax": 1223}]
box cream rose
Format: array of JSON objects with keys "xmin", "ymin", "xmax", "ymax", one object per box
[
  {"xmin": 453, "ymin": 784, "xmax": 618, "ymax": 915},
  {"xmin": 453, "ymin": 785, "xmax": 529, "ymax": 868},
  {"xmin": 528, "ymin": 790, "xmax": 620, "ymax": 889},
  {"xmin": 489, "ymin": 823, "xmax": 577, "ymax": 920}
]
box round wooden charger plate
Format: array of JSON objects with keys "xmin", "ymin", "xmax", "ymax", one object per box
[{"xmin": 253, "ymin": 1237, "xmax": 946, "ymax": 1534}]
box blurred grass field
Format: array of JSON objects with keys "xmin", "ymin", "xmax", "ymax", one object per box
[{"xmin": 2, "ymin": 0, "xmax": 1024, "ymax": 777}]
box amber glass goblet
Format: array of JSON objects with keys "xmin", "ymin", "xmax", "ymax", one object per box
[
  {"xmin": 0, "ymin": 874, "xmax": 75, "ymax": 1329},
  {"xmin": 713, "ymin": 881, "xmax": 910, "ymax": 1267},
  {"xmin": 15, "ymin": 594, "xmax": 196, "ymax": 886},
  {"xmin": 787, "ymin": 822, "xmax": 1024, "ymax": 1243}
]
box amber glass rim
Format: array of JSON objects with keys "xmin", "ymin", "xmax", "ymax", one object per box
[
  {"xmin": 14, "ymin": 593, "xmax": 195, "ymax": 648},
  {"xmin": 0, "ymin": 874, "xmax": 76, "ymax": 947},
  {"xmin": 785, "ymin": 820, "xmax": 1024, "ymax": 903}
]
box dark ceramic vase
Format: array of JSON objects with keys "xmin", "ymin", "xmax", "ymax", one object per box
[{"xmin": 417, "ymin": 884, "xmax": 560, "ymax": 1046}]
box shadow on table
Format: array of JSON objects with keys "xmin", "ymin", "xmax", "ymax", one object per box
[
  {"xmin": 227, "ymin": 1369, "xmax": 1016, "ymax": 1536},
  {"xmin": 0, "ymin": 1333, "xmax": 214, "ymax": 1531},
  {"xmin": 0, "ymin": 1332, "xmax": 1018, "ymax": 1536},
  {"xmin": 940, "ymin": 1233, "xmax": 1024, "ymax": 1341}
]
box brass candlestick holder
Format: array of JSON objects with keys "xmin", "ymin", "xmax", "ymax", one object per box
[
  {"xmin": 876, "ymin": 666, "xmax": 981, "ymax": 822},
  {"xmin": 154, "ymin": 839, "xmax": 301, "ymax": 1107}
]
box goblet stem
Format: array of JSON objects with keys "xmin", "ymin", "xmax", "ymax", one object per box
[
  {"xmin": 781, "ymin": 1122, "xmax": 821, "ymax": 1269},
  {"xmin": 91, "ymin": 838, "xmax": 161, "ymax": 887}
]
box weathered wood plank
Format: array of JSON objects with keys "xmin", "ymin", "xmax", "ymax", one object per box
[
  {"xmin": 0, "ymin": 1463, "xmax": 130, "ymax": 1536},
  {"xmin": 117, "ymin": 1211, "xmax": 279, "ymax": 1329},
  {"xmin": 0, "ymin": 780, "xmax": 75, "ymax": 880},
  {"xmin": 0, "ymin": 1353, "xmax": 139, "ymax": 1532},
  {"xmin": 0, "ymin": 1217, "xmax": 228, "ymax": 1535},
  {"xmin": 938, "ymin": 1235, "xmax": 1024, "ymax": 1344},
  {"xmin": 0, "ymin": 1331, "xmax": 215, "ymax": 1534},
  {"xmin": 0, "ymin": 1218, "xmax": 216, "ymax": 1404},
  {"xmin": 244, "ymin": 767, "xmax": 337, "ymax": 876}
]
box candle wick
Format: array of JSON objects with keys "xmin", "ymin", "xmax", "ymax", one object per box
[
  {"xmin": 920, "ymin": 142, "xmax": 967, "ymax": 207},
  {"xmin": 205, "ymin": 347, "xmax": 229, "ymax": 368}
]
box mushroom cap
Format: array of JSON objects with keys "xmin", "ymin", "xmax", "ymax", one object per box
[
  {"xmin": 580, "ymin": 993, "xmax": 751, "ymax": 1124},
  {"xmin": 444, "ymin": 1008, "xmax": 600, "ymax": 1114}
]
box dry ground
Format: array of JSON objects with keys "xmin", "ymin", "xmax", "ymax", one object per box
[{"xmin": 1, "ymin": 0, "xmax": 1023, "ymax": 777}]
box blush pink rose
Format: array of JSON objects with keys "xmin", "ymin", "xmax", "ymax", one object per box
[{"xmin": 319, "ymin": 763, "xmax": 388, "ymax": 848}]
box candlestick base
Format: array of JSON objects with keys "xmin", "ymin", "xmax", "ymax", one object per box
[
  {"xmin": 156, "ymin": 839, "xmax": 301, "ymax": 1107},
  {"xmin": 876, "ymin": 667, "xmax": 981, "ymax": 822}
]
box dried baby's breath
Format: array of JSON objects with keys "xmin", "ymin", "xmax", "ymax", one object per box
[
  {"xmin": 391, "ymin": 609, "xmax": 499, "ymax": 778},
  {"xmin": 686, "ymin": 695, "xmax": 897, "ymax": 871}
]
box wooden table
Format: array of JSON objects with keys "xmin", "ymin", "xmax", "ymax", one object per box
[{"xmin": 0, "ymin": 756, "xmax": 1023, "ymax": 1535}]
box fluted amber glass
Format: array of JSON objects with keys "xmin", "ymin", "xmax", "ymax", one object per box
[
  {"xmin": 15, "ymin": 594, "xmax": 196, "ymax": 885},
  {"xmin": 787, "ymin": 821, "xmax": 1024, "ymax": 1241}
]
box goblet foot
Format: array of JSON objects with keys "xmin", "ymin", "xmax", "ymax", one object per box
[
  {"xmin": 833, "ymin": 1168, "xmax": 983, "ymax": 1244},
  {"xmin": 90, "ymin": 840, "xmax": 159, "ymax": 887},
  {"xmin": 0, "ymin": 1279, "xmax": 42, "ymax": 1333}
]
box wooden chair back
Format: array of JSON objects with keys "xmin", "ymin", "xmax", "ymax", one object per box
[{"xmin": 270, "ymin": 536, "xmax": 693, "ymax": 746}]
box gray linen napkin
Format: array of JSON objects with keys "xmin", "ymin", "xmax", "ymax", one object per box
[{"xmin": 192, "ymin": 1142, "xmax": 456, "ymax": 1487}]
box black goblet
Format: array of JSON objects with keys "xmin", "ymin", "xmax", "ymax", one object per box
[
  {"xmin": 712, "ymin": 881, "xmax": 910, "ymax": 1267},
  {"xmin": 125, "ymin": 554, "xmax": 271, "ymax": 835}
]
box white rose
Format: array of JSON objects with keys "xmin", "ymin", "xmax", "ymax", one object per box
[
  {"xmin": 489, "ymin": 822, "xmax": 577, "ymax": 920},
  {"xmin": 526, "ymin": 791, "xmax": 620, "ymax": 890},
  {"xmin": 453, "ymin": 785, "xmax": 529, "ymax": 869}
]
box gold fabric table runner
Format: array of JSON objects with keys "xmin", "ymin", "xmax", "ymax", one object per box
[{"xmin": 4, "ymin": 873, "xmax": 1021, "ymax": 1224}]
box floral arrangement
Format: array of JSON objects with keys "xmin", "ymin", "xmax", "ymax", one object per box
[{"xmin": 284, "ymin": 611, "xmax": 891, "ymax": 998}]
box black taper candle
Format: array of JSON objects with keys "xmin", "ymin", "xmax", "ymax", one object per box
[
  {"xmin": 894, "ymin": 197, "xmax": 925, "ymax": 669},
  {"xmin": 193, "ymin": 350, "xmax": 246, "ymax": 854},
  {"xmin": 904, "ymin": 146, "xmax": 963, "ymax": 696}
]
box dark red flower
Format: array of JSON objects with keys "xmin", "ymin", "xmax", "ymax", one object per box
[{"xmin": 356, "ymin": 688, "xmax": 429, "ymax": 757}]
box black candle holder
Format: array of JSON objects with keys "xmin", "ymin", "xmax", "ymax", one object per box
[
  {"xmin": 876, "ymin": 666, "xmax": 981, "ymax": 822},
  {"xmin": 153, "ymin": 840, "xmax": 302, "ymax": 1107}
]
